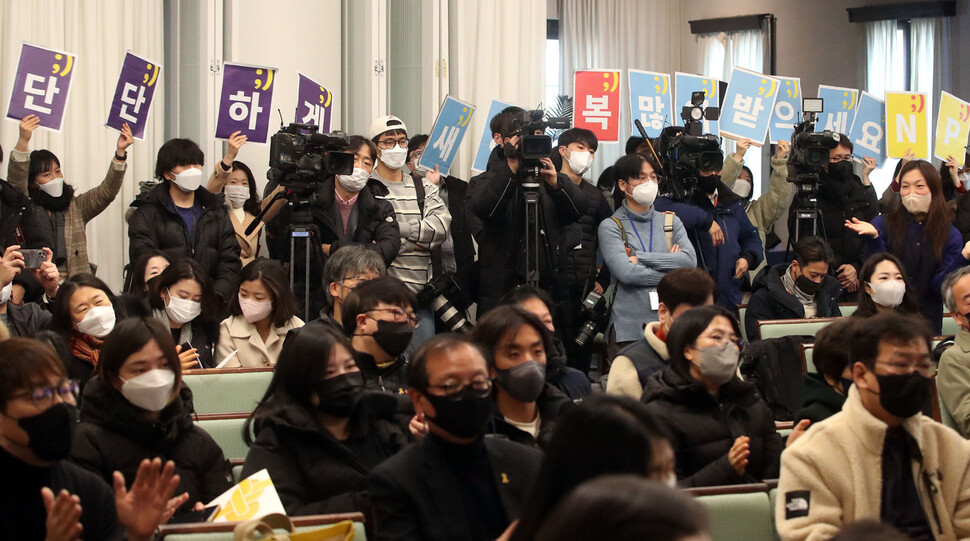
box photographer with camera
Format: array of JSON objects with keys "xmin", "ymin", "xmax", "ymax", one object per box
[
  {"xmin": 468, "ymin": 112, "xmax": 589, "ymax": 316},
  {"xmin": 788, "ymin": 134, "xmax": 877, "ymax": 296},
  {"xmin": 599, "ymin": 153, "xmax": 697, "ymax": 362},
  {"xmin": 265, "ymin": 133, "xmax": 400, "ymax": 318},
  {"xmin": 653, "ymin": 159, "xmax": 762, "ymax": 313},
  {"xmin": 553, "ymin": 128, "xmax": 613, "ymax": 375},
  {"xmin": 369, "ymin": 116, "xmax": 451, "ymax": 351}
]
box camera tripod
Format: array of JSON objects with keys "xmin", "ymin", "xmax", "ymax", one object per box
[{"xmin": 520, "ymin": 164, "xmax": 556, "ymax": 289}]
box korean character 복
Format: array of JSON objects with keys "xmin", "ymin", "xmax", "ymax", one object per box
[{"xmin": 582, "ymin": 95, "xmax": 612, "ymax": 130}]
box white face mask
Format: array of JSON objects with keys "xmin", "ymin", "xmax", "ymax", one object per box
[
  {"xmin": 0, "ymin": 282, "xmax": 12, "ymax": 305},
  {"xmin": 224, "ymin": 185, "xmax": 249, "ymax": 209},
  {"xmin": 76, "ymin": 305, "xmax": 116, "ymax": 338},
  {"xmin": 566, "ymin": 149, "xmax": 592, "ymax": 176},
  {"xmin": 379, "ymin": 146, "xmax": 408, "ymax": 169},
  {"xmin": 959, "ymin": 172, "xmax": 969, "ymax": 185},
  {"xmin": 39, "ymin": 177, "xmax": 65, "ymax": 198},
  {"xmin": 901, "ymin": 192, "xmax": 931, "ymax": 214},
  {"xmin": 665, "ymin": 474, "xmax": 678, "ymax": 489},
  {"xmin": 337, "ymin": 167, "xmax": 370, "ymax": 193},
  {"xmin": 868, "ymin": 280, "xmax": 906, "ymax": 308},
  {"xmin": 732, "ymin": 178, "xmax": 752, "ymax": 198},
  {"xmin": 172, "ymin": 168, "xmax": 204, "ymax": 193},
  {"xmin": 627, "ymin": 181, "xmax": 659, "ymax": 208},
  {"xmin": 121, "ymin": 369, "xmax": 176, "ymax": 412},
  {"xmin": 239, "ymin": 297, "xmax": 273, "ymax": 323},
  {"xmin": 165, "ymin": 291, "xmax": 202, "ymax": 324}
]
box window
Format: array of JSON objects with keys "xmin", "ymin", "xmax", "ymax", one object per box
[{"xmin": 545, "ymin": 19, "xmax": 560, "ymax": 110}]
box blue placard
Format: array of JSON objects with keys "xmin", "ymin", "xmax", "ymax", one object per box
[
  {"xmin": 847, "ymin": 91, "xmax": 886, "ymax": 166},
  {"xmin": 718, "ymin": 67, "xmax": 779, "ymax": 145},
  {"xmin": 629, "ymin": 69, "xmax": 673, "ymax": 138},
  {"xmin": 418, "ymin": 95, "xmax": 476, "ymax": 176},
  {"xmin": 817, "ymin": 85, "xmax": 858, "ymax": 135},
  {"xmin": 471, "ymin": 99, "xmax": 514, "ymax": 173},
  {"xmin": 768, "ymin": 76, "xmax": 801, "ymax": 144},
  {"xmin": 675, "ymin": 72, "xmax": 720, "ymax": 135}
]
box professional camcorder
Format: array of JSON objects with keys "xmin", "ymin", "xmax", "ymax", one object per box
[
  {"xmin": 652, "ymin": 92, "xmax": 723, "ymax": 201},
  {"xmin": 267, "ymin": 122, "xmax": 355, "ymax": 191},
  {"xmin": 504, "ymin": 109, "xmax": 571, "ymax": 178},
  {"xmin": 786, "ymin": 98, "xmax": 841, "ymax": 243}
]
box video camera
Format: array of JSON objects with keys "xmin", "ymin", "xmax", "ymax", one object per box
[
  {"xmin": 651, "ymin": 92, "xmax": 723, "ymax": 201},
  {"xmin": 786, "ymin": 98, "xmax": 841, "ymax": 209},
  {"xmin": 267, "ymin": 122, "xmax": 355, "ymax": 192},
  {"xmin": 505, "ymin": 109, "xmax": 571, "ymax": 180}
]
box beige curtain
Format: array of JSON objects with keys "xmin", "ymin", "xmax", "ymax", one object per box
[{"xmin": 0, "ymin": 0, "xmax": 165, "ymax": 291}]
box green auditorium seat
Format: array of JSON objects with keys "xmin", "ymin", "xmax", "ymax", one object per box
[
  {"xmin": 195, "ymin": 414, "xmax": 251, "ymax": 462},
  {"xmin": 158, "ymin": 513, "xmax": 367, "ymax": 540},
  {"xmin": 688, "ymin": 484, "xmax": 774, "ymax": 541},
  {"xmin": 182, "ymin": 367, "xmax": 273, "ymax": 415},
  {"xmin": 757, "ymin": 318, "xmax": 838, "ymax": 341}
]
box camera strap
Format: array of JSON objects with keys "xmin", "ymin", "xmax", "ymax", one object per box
[
  {"xmin": 610, "ymin": 217, "xmax": 630, "ymax": 254},
  {"xmin": 663, "ymin": 212, "xmax": 675, "ymax": 249}
]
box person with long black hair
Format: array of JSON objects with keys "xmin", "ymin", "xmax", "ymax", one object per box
[{"xmin": 241, "ymin": 322, "xmax": 409, "ymax": 516}]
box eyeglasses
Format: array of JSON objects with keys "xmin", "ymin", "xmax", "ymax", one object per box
[
  {"xmin": 696, "ymin": 332, "xmax": 744, "ymax": 350},
  {"xmin": 377, "ymin": 138, "xmax": 408, "ymax": 150},
  {"xmin": 426, "ymin": 378, "xmax": 492, "ymax": 399},
  {"xmin": 633, "ymin": 173, "xmax": 658, "ymax": 182},
  {"xmin": 11, "ymin": 380, "xmax": 79, "ymax": 409},
  {"xmin": 829, "ymin": 156, "xmax": 852, "ymax": 164},
  {"xmin": 338, "ymin": 274, "xmax": 375, "ymax": 288},
  {"xmin": 368, "ymin": 308, "xmax": 421, "ymax": 328},
  {"xmin": 410, "ymin": 150, "xmax": 424, "ymax": 162},
  {"xmin": 876, "ymin": 360, "xmax": 937, "ymax": 378}
]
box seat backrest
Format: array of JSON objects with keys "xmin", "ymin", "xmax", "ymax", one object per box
[
  {"xmin": 195, "ymin": 415, "xmax": 251, "ymax": 462},
  {"xmin": 799, "ymin": 344, "xmax": 815, "ymax": 374},
  {"xmin": 738, "ymin": 304, "xmax": 748, "ymax": 341},
  {"xmin": 943, "ymin": 316, "xmax": 959, "ymax": 337},
  {"xmin": 158, "ymin": 513, "xmax": 367, "ymax": 541},
  {"xmin": 690, "ymin": 485, "xmax": 774, "ymax": 541},
  {"xmin": 837, "ymin": 303, "xmax": 857, "ymax": 317},
  {"xmin": 757, "ymin": 318, "xmax": 838, "ymax": 341},
  {"xmin": 182, "ymin": 368, "xmax": 274, "ymax": 415}
]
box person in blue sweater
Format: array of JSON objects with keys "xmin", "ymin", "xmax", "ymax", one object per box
[
  {"xmin": 654, "ymin": 162, "xmax": 763, "ymax": 312},
  {"xmin": 846, "ymin": 160, "xmax": 970, "ymax": 333},
  {"xmin": 598, "ymin": 153, "xmax": 696, "ymax": 362}
]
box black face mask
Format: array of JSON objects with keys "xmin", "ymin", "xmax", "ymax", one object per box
[
  {"xmin": 827, "ymin": 161, "xmax": 854, "ymax": 182},
  {"xmin": 875, "ymin": 372, "xmax": 931, "ymax": 418},
  {"xmin": 17, "ymin": 402, "xmax": 77, "ymax": 461},
  {"xmin": 795, "ymin": 274, "xmax": 822, "ymax": 297},
  {"xmin": 424, "ymin": 387, "xmax": 493, "ymax": 440},
  {"xmin": 315, "ymin": 372, "xmax": 364, "ymax": 418},
  {"xmin": 697, "ymin": 174, "xmax": 719, "ymax": 195},
  {"xmin": 370, "ymin": 320, "xmax": 413, "ymax": 359}
]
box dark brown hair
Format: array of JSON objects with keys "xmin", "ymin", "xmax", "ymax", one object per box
[
  {"xmin": 229, "ymin": 258, "xmax": 298, "ymax": 327},
  {"xmin": 854, "ymin": 252, "xmax": 921, "ymax": 318},
  {"xmin": 0, "ymin": 338, "xmax": 67, "ymax": 411},
  {"xmin": 887, "ymin": 160, "xmax": 952, "ymax": 261},
  {"xmin": 98, "ymin": 317, "xmax": 183, "ymax": 392}
]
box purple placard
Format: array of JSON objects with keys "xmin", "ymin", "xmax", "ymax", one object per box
[
  {"xmin": 6, "ymin": 43, "xmax": 77, "ymax": 132},
  {"xmin": 215, "ymin": 62, "xmax": 276, "ymax": 143},
  {"xmin": 296, "ymin": 73, "xmax": 333, "ymax": 133},
  {"xmin": 105, "ymin": 51, "xmax": 161, "ymax": 140}
]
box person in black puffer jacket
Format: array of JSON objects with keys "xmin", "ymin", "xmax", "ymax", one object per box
[
  {"xmin": 744, "ymin": 236, "xmax": 843, "ymax": 341},
  {"xmin": 128, "ymin": 138, "xmax": 241, "ymax": 307},
  {"xmin": 0, "ymin": 145, "xmax": 29, "ymax": 248},
  {"xmin": 641, "ymin": 305, "xmax": 782, "ymax": 487},
  {"xmin": 553, "ymin": 129, "xmax": 613, "ymax": 375},
  {"xmin": 241, "ymin": 322, "xmax": 410, "ymax": 516},
  {"xmin": 69, "ymin": 318, "xmax": 233, "ymax": 514}
]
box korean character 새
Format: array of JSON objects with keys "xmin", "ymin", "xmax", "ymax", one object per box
[{"xmin": 432, "ymin": 126, "xmax": 460, "ymax": 163}]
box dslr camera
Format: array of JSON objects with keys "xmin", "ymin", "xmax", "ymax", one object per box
[
  {"xmin": 416, "ymin": 273, "xmax": 473, "ymax": 334},
  {"xmin": 267, "ymin": 122, "xmax": 355, "ymax": 192},
  {"xmin": 786, "ymin": 98, "xmax": 841, "ymax": 213},
  {"xmin": 574, "ymin": 290, "xmax": 610, "ymax": 349},
  {"xmin": 652, "ymin": 92, "xmax": 723, "ymax": 201}
]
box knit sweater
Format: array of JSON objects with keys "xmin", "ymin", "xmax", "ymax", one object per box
[
  {"xmin": 372, "ymin": 171, "xmax": 451, "ymax": 293},
  {"xmin": 597, "ymin": 201, "xmax": 696, "ymax": 342}
]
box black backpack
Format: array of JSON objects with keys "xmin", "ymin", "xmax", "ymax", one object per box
[{"xmin": 740, "ymin": 335, "xmax": 814, "ymax": 421}]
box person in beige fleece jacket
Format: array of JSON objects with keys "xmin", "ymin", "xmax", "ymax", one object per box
[
  {"xmin": 777, "ymin": 312, "xmax": 970, "ymax": 541},
  {"xmin": 606, "ymin": 267, "xmax": 716, "ymax": 399}
]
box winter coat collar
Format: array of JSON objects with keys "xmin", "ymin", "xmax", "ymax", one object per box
[
  {"xmin": 645, "ymin": 362, "xmax": 758, "ymax": 410},
  {"xmin": 843, "ymin": 384, "xmax": 924, "ymax": 457},
  {"xmin": 135, "ymin": 181, "xmax": 224, "ymax": 212},
  {"xmin": 643, "ymin": 321, "xmax": 670, "ymax": 361},
  {"xmin": 79, "ymin": 375, "xmax": 194, "ymax": 448}
]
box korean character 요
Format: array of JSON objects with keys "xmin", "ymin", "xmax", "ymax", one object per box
[
  {"xmin": 732, "ymin": 94, "xmax": 765, "ymax": 129},
  {"xmin": 855, "ymin": 121, "xmax": 884, "ymax": 155},
  {"xmin": 119, "ymin": 82, "xmax": 147, "ymax": 123},
  {"xmin": 23, "ymin": 73, "xmax": 61, "ymax": 115},
  {"xmin": 638, "ymin": 96, "xmax": 665, "ymax": 131},
  {"xmin": 432, "ymin": 126, "xmax": 460, "ymax": 163},
  {"xmin": 229, "ymin": 90, "xmax": 263, "ymax": 130},
  {"xmin": 582, "ymin": 95, "xmax": 612, "ymax": 130}
]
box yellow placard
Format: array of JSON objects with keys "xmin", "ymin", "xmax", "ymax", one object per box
[
  {"xmin": 886, "ymin": 91, "xmax": 929, "ymax": 159},
  {"xmin": 934, "ymin": 91, "xmax": 970, "ymax": 166}
]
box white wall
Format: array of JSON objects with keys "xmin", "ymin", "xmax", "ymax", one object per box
[{"xmin": 224, "ymin": 0, "xmax": 342, "ymax": 193}]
